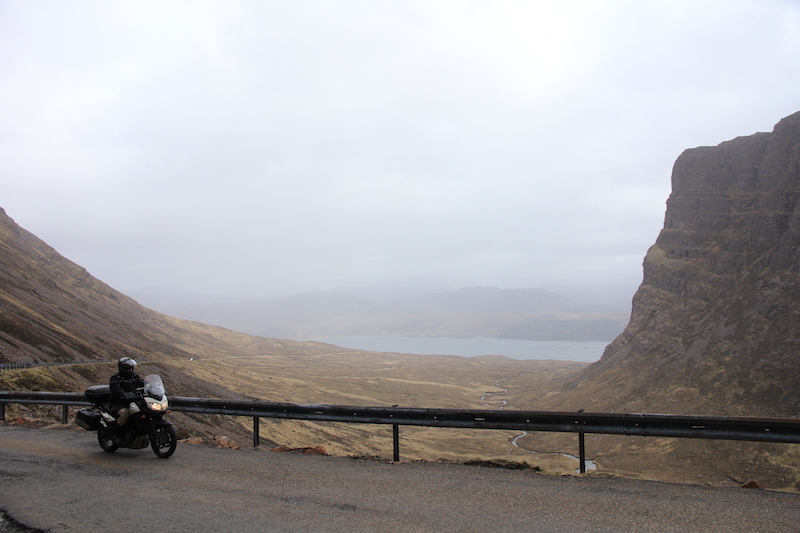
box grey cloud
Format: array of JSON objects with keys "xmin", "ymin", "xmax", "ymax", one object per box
[{"xmin": 2, "ymin": 0, "xmax": 799, "ymax": 305}]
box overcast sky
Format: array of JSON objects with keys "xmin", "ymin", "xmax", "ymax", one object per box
[{"xmin": 2, "ymin": 1, "xmax": 799, "ymax": 308}]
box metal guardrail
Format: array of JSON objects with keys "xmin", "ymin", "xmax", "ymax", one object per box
[
  {"xmin": 2, "ymin": 391, "xmax": 800, "ymax": 472},
  {"xmin": 0, "ymin": 363, "xmax": 36, "ymax": 371},
  {"xmin": 0, "ymin": 391, "xmax": 90, "ymax": 425},
  {"xmin": 0, "ymin": 360, "xmax": 114, "ymax": 372}
]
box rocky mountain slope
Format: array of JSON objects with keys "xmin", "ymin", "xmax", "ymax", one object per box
[{"xmin": 541, "ymin": 110, "xmax": 800, "ymax": 418}]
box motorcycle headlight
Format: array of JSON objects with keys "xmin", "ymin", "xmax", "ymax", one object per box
[{"xmin": 146, "ymin": 398, "xmax": 168, "ymax": 412}]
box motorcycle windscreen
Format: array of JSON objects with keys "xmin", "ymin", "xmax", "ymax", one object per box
[{"xmin": 144, "ymin": 374, "xmax": 166, "ymax": 397}]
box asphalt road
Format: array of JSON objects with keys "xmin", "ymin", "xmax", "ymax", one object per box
[{"xmin": 1, "ymin": 425, "xmax": 799, "ymax": 533}]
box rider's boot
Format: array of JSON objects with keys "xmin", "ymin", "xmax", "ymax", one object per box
[{"xmin": 110, "ymin": 426, "xmax": 124, "ymax": 447}]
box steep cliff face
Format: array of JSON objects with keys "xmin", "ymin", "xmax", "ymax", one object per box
[{"xmin": 555, "ymin": 111, "xmax": 800, "ymax": 417}]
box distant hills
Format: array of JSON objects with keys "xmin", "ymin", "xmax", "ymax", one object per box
[{"xmin": 165, "ymin": 286, "xmax": 629, "ymax": 342}]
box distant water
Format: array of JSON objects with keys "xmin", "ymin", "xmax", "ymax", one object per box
[{"xmin": 313, "ymin": 336, "xmax": 608, "ymax": 363}]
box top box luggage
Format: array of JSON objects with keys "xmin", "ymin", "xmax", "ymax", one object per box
[{"xmin": 84, "ymin": 385, "xmax": 111, "ymax": 404}]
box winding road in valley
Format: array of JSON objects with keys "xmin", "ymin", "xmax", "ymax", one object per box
[
  {"xmin": 482, "ymin": 379, "xmax": 597, "ymax": 472},
  {"xmin": 2, "ymin": 425, "xmax": 798, "ymax": 532}
]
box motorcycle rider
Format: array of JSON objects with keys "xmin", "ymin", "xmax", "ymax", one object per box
[{"xmin": 109, "ymin": 357, "xmax": 144, "ymax": 431}]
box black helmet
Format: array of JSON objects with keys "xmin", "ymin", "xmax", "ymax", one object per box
[{"xmin": 118, "ymin": 357, "xmax": 137, "ymax": 376}]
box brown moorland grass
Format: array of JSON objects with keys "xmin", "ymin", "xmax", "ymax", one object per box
[{"xmin": 5, "ymin": 350, "xmax": 800, "ymax": 491}]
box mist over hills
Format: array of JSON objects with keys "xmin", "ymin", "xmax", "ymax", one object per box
[
  {"xmin": 0, "ymin": 206, "xmax": 332, "ymax": 367},
  {"xmin": 396, "ymin": 287, "xmax": 577, "ymax": 314},
  {"xmin": 164, "ymin": 286, "xmax": 628, "ymax": 342}
]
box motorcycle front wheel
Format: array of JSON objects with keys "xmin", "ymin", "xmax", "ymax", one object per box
[
  {"xmin": 150, "ymin": 423, "xmax": 177, "ymax": 458},
  {"xmin": 98, "ymin": 427, "xmax": 119, "ymax": 453}
]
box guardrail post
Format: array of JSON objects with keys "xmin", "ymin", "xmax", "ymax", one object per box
[
  {"xmin": 0, "ymin": 401, "xmax": 5, "ymax": 421},
  {"xmin": 391, "ymin": 404, "xmax": 400, "ymax": 461},
  {"xmin": 393, "ymin": 423, "xmax": 400, "ymax": 462},
  {"xmin": 578, "ymin": 432, "xmax": 586, "ymax": 474},
  {"xmin": 62, "ymin": 404, "xmax": 69, "ymax": 424},
  {"xmin": 253, "ymin": 416, "xmax": 260, "ymax": 447}
]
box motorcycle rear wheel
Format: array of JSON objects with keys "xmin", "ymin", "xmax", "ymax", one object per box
[
  {"xmin": 150, "ymin": 424, "xmax": 177, "ymax": 458},
  {"xmin": 98, "ymin": 427, "xmax": 119, "ymax": 453}
]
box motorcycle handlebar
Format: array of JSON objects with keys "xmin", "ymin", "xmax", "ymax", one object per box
[{"xmin": 123, "ymin": 391, "xmax": 141, "ymax": 401}]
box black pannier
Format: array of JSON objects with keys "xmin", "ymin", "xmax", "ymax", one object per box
[
  {"xmin": 84, "ymin": 385, "xmax": 111, "ymax": 404},
  {"xmin": 75, "ymin": 407, "xmax": 101, "ymax": 430}
]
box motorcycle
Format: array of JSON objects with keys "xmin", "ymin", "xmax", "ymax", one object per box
[{"xmin": 75, "ymin": 374, "xmax": 177, "ymax": 458}]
